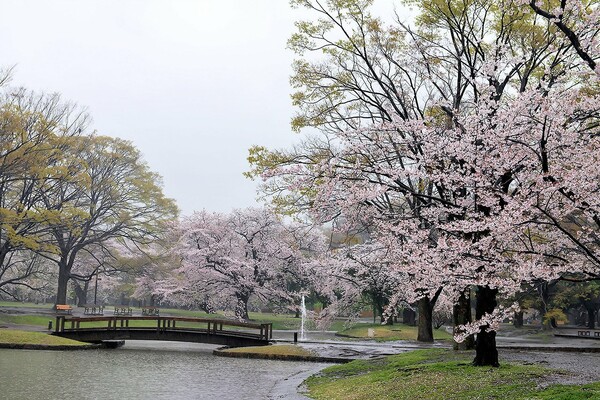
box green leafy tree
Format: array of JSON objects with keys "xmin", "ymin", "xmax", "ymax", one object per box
[
  {"xmin": 37, "ymin": 134, "xmax": 178, "ymax": 305},
  {"xmin": 0, "ymin": 88, "xmax": 89, "ymax": 297},
  {"xmin": 553, "ymin": 280, "xmax": 600, "ymax": 329}
]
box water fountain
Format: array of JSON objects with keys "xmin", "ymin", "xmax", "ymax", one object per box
[{"xmin": 300, "ymin": 294, "xmax": 307, "ymax": 341}]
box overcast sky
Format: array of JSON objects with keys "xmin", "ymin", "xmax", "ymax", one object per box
[{"xmin": 1, "ymin": 0, "xmax": 402, "ymax": 215}]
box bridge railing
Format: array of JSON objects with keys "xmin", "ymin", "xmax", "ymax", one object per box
[{"xmin": 55, "ymin": 315, "xmax": 273, "ymax": 341}]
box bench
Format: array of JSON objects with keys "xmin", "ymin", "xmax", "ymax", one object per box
[
  {"xmin": 84, "ymin": 304, "xmax": 104, "ymax": 315},
  {"xmin": 113, "ymin": 306, "xmax": 132, "ymax": 316},
  {"xmin": 141, "ymin": 306, "xmax": 160, "ymax": 316},
  {"xmin": 56, "ymin": 304, "xmax": 72, "ymax": 314}
]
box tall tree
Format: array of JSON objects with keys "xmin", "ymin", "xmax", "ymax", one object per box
[
  {"xmin": 0, "ymin": 88, "xmax": 89, "ymax": 295},
  {"xmin": 165, "ymin": 208, "xmax": 322, "ymax": 320},
  {"xmin": 38, "ymin": 134, "xmax": 178, "ymax": 305},
  {"xmin": 250, "ymin": 0, "xmax": 600, "ymax": 366}
]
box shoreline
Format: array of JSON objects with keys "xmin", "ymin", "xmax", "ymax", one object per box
[
  {"xmin": 0, "ymin": 342, "xmax": 101, "ymax": 351},
  {"xmin": 213, "ymin": 346, "xmax": 351, "ymax": 363}
]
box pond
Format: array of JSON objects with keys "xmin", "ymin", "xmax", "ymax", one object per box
[{"xmin": 0, "ymin": 341, "xmax": 330, "ymax": 399}]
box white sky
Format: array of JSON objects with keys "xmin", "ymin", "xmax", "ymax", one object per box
[{"xmin": 1, "ymin": 0, "xmax": 404, "ymax": 215}]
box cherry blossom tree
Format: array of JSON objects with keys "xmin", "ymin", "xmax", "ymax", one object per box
[
  {"xmin": 308, "ymin": 239, "xmax": 404, "ymax": 325},
  {"xmin": 163, "ymin": 208, "xmax": 322, "ymax": 321},
  {"xmin": 249, "ymin": 0, "xmax": 600, "ymax": 366}
]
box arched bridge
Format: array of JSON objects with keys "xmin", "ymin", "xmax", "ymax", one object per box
[{"xmin": 53, "ymin": 315, "xmax": 273, "ymax": 347}]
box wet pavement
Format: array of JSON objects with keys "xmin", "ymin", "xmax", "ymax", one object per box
[{"xmin": 271, "ymin": 326, "xmax": 600, "ymax": 361}]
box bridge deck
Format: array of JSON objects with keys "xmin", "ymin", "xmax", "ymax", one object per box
[{"xmin": 53, "ymin": 315, "xmax": 273, "ymax": 347}]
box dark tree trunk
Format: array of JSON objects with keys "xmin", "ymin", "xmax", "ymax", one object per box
[
  {"xmin": 513, "ymin": 311, "xmax": 524, "ymax": 328},
  {"xmin": 403, "ymin": 307, "xmax": 416, "ymax": 326},
  {"xmin": 73, "ymin": 281, "xmax": 89, "ymax": 307},
  {"xmin": 55, "ymin": 263, "xmax": 70, "ymax": 306},
  {"xmin": 372, "ymin": 293, "xmax": 392, "ymax": 325},
  {"xmin": 577, "ymin": 311, "xmax": 587, "ymax": 326},
  {"xmin": 473, "ymin": 286, "xmax": 499, "ymax": 367},
  {"xmin": 417, "ymin": 297, "xmax": 434, "ymax": 342},
  {"xmin": 453, "ymin": 289, "xmax": 474, "ymax": 350},
  {"xmin": 587, "ymin": 307, "xmax": 596, "ymax": 329},
  {"xmin": 235, "ymin": 294, "xmax": 250, "ymax": 321},
  {"xmin": 538, "ymin": 281, "xmax": 552, "ymax": 330}
]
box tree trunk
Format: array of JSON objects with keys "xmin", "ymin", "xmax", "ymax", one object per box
[
  {"xmin": 73, "ymin": 281, "xmax": 89, "ymax": 307},
  {"xmin": 403, "ymin": 307, "xmax": 416, "ymax": 326},
  {"xmin": 453, "ymin": 289, "xmax": 474, "ymax": 350},
  {"xmin": 417, "ymin": 296, "xmax": 434, "ymax": 342},
  {"xmin": 513, "ymin": 311, "xmax": 524, "ymax": 328},
  {"xmin": 373, "ymin": 293, "xmax": 392, "ymax": 325},
  {"xmin": 55, "ymin": 263, "xmax": 70, "ymax": 306},
  {"xmin": 538, "ymin": 281, "xmax": 552, "ymax": 330},
  {"xmin": 473, "ymin": 286, "xmax": 499, "ymax": 367},
  {"xmin": 235, "ymin": 295, "xmax": 250, "ymax": 321},
  {"xmin": 587, "ymin": 307, "xmax": 596, "ymax": 329}
]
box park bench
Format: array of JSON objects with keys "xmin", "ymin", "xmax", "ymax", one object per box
[
  {"xmin": 84, "ymin": 304, "xmax": 104, "ymax": 315},
  {"xmin": 141, "ymin": 306, "xmax": 160, "ymax": 316},
  {"xmin": 113, "ymin": 306, "xmax": 133, "ymax": 316},
  {"xmin": 56, "ymin": 304, "xmax": 72, "ymax": 314}
]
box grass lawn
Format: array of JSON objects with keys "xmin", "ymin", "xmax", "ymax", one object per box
[
  {"xmin": 0, "ymin": 301, "xmax": 53, "ymax": 309},
  {"xmin": 0, "ymin": 301, "xmax": 361, "ymax": 333},
  {"xmin": 222, "ymin": 344, "xmax": 316, "ymax": 357},
  {"xmin": 0, "ymin": 329, "xmax": 90, "ymax": 346},
  {"xmin": 166, "ymin": 309, "xmax": 348, "ymax": 331},
  {"xmin": 338, "ymin": 323, "xmax": 452, "ymax": 341},
  {"xmin": 306, "ymin": 349, "xmax": 600, "ymax": 400},
  {"xmin": 0, "ymin": 314, "xmax": 54, "ymax": 327}
]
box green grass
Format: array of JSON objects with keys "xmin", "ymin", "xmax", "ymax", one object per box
[
  {"xmin": 306, "ymin": 349, "xmax": 600, "ymax": 400},
  {"xmin": 0, "ymin": 301, "xmax": 53, "ymax": 309},
  {"xmin": 223, "ymin": 344, "xmax": 316, "ymax": 357},
  {"xmin": 338, "ymin": 323, "xmax": 452, "ymax": 341},
  {"xmin": 0, "ymin": 314, "xmax": 54, "ymax": 327},
  {"xmin": 0, "ymin": 301, "xmax": 358, "ymax": 333},
  {"xmin": 0, "ymin": 329, "xmax": 90, "ymax": 346},
  {"xmin": 152, "ymin": 308, "xmax": 349, "ymax": 331}
]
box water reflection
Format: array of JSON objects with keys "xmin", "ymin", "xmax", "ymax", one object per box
[{"xmin": 0, "ymin": 341, "xmax": 328, "ymax": 400}]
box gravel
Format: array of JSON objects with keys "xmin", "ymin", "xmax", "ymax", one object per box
[{"xmin": 501, "ymin": 349, "xmax": 600, "ymax": 386}]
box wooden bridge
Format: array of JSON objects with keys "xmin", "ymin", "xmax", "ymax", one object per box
[{"xmin": 53, "ymin": 315, "xmax": 273, "ymax": 347}]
